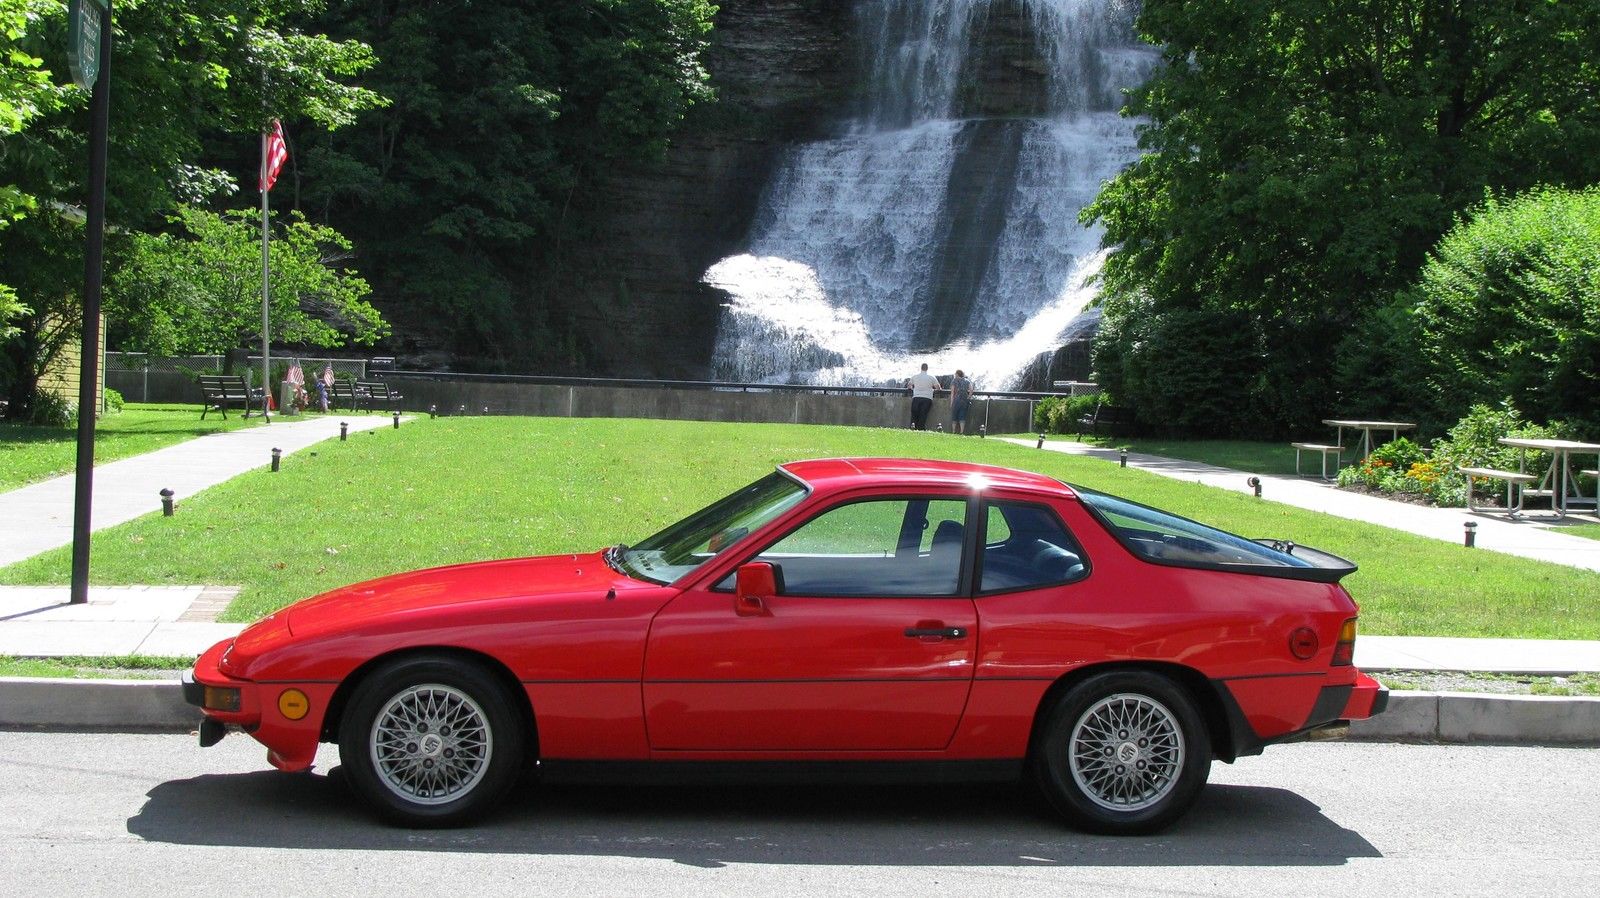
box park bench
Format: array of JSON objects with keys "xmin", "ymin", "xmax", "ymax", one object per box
[
  {"xmin": 1076, "ymin": 403, "xmax": 1134, "ymax": 439},
  {"xmin": 1291, "ymin": 443, "xmax": 1344, "ymax": 481},
  {"xmin": 358, "ymin": 380, "xmax": 404, "ymax": 412},
  {"xmin": 1460, "ymin": 466, "xmax": 1537, "ymax": 516},
  {"xmin": 197, "ymin": 374, "xmax": 260, "ymax": 420},
  {"xmin": 329, "ymin": 377, "xmax": 362, "ymax": 413}
]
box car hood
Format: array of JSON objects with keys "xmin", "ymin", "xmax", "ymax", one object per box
[{"xmin": 283, "ymin": 550, "xmax": 649, "ymax": 639}]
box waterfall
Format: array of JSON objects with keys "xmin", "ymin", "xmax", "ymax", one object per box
[{"xmin": 703, "ymin": 0, "xmax": 1157, "ymax": 389}]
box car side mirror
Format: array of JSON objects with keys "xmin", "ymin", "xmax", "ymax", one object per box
[{"xmin": 736, "ymin": 561, "xmax": 782, "ymax": 600}]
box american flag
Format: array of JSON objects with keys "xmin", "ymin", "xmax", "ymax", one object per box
[{"xmin": 259, "ymin": 119, "xmax": 288, "ymax": 192}]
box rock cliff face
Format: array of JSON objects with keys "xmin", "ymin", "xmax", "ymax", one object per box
[
  {"xmin": 556, "ymin": 1, "xmax": 858, "ymax": 378},
  {"xmin": 558, "ymin": 0, "xmax": 1099, "ymax": 380}
]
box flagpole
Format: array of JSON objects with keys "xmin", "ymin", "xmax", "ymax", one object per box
[{"xmin": 260, "ymin": 128, "xmax": 271, "ymax": 423}]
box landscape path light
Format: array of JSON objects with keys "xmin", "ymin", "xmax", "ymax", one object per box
[
  {"xmin": 159, "ymin": 488, "xmax": 174, "ymax": 517},
  {"xmin": 1464, "ymin": 521, "xmax": 1477, "ymax": 548},
  {"xmin": 340, "ymin": 422, "xmax": 348, "ymax": 441},
  {"xmin": 271, "ymin": 448, "xmax": 281, "ymax": 472}
]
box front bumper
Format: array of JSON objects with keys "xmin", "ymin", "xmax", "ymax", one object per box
[{"xmin": 186, "ymin": 637, "xmax": 327, "ymax": 772}]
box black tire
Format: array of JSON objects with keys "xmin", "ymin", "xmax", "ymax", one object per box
[
  {"xmin": 338, "ymin": 655, "xmax": 527, "ymax": 827},
  {"xmin": 1033, "ymin": 671, "xmax": 1211, "ymax": 835}
]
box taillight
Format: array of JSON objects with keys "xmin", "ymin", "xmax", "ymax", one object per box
[{"xmin": 1331, "ymin": 617, "xmax": 1357, "ymax": 666}]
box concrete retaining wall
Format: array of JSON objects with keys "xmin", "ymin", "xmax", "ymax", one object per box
[{"xmin": 110, "ymin": 370, "xmax": 1040, "ymax": 433}]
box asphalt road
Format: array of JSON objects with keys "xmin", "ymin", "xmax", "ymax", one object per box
[{"xmin": 1, "ymin": 733, "xmax": 1596, "ymax": 896}]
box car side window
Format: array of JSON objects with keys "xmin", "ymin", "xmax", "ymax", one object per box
[
  {"xmin": 740, "ymin": 497, "xmax": 968, "ymax": 597},
  {"xmin": 979, "ymin": 501, "xmax": 1086, "ymax": 592}
]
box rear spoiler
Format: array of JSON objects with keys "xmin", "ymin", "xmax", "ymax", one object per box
[{"xmin": 1248, "ymin": 539, "xmax": 1359, "ymax": 583}]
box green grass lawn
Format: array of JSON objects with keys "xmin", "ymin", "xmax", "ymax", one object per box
[
  {"xmin": 0, "ymin": 417, "xmax": 1594, "ymax": 638},
  {"xmin": 0, "ymin": 403, "xmax": 268, "ymax": 491},
  {"xmin": 0, "ymin": 655, "xmax": 195, "ymax": 678},
  {"xmin": 1061, "ymin": 436, "xmax": 1309, "ymax": 476}
]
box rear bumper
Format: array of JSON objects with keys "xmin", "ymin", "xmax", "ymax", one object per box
[{"xmin": 1341, "ymin": 671, "xmax": 1389, "ymax": 720}]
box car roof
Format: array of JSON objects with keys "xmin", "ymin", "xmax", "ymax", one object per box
[{"xmin": 779, "ymin": 457, "xmax": 1077, "ymax": 499}]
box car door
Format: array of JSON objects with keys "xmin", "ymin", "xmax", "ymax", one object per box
[{"xmin": 643, "ymin": 494, "xmax": 978, "ymax": 752}]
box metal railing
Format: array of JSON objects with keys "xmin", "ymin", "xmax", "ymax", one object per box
[{"xmin": 373, "ymin": 368, "xmax": 1071, "ymax": 402}]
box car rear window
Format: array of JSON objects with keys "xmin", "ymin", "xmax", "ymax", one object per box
[{"xmin": 1075, "ymin": 487, "xmax": 1315, "ymax": 569}]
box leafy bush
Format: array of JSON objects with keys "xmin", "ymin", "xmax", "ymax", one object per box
[
  {"xmin": 25, "ymin": 390, "xmax": 74, "ymax": 427},
  {"xmin": 103, "ymin": 387, "xmax": 124, "ymax": 413},
  {"xmin": 1033, "ymin": 392, "xmax": 1107, "ymax": 434},
  {"xmin": 1411, "ymin": 187, "xmax": 1600, "ymax": 434},
  {"xmin": 1337, "ymin": 437, "xmax": 1425, "ymax": 490},
  {"xmin": 1091, "ymin": 300, "xmax": 1261, "ymax": 436}
]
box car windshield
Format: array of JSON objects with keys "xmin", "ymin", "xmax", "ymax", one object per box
[
  {"xmin": 1075, "ymin": 486, "xmax": 1314, "ymax": 568},
  {"xmin": 614, "ymin": 471, "xmax": 809, "ymax": 584}
]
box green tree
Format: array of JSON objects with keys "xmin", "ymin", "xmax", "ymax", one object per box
[
  {"xmin": 1411, "ymin": 187, "xmax": 1600, "ymax": 432},
  {"xmin": 1085, "ymin": 0, "xmax": 1600, "ymax": 435},
  {"xmin": 109, "ymin": 206, "xmax": 386, "ymax": 356},
  {"xmin": 295, "ymin": 0, "xmax": 716, "ymax": 369},
  {"xmin": 0, "ymin": 0, "xmax": 383, "ymax": 418},
  {"xmin": 0, "ymin": 0, "xmax": 67, "ymax": 339}
]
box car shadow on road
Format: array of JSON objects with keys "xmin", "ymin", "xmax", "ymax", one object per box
[{"xmin": 127, "ymin": 768, "xmax": 1379, "ymax": 867}]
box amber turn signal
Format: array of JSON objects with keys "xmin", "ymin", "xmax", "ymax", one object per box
[
  {"xmin": 277, "ymin": 689, "xmax": 310, "ymax": 721},
  {"xmin": 203, "ymin": 686, "xmax": 241, "ymax": 712},
  {"xmin": 1331, "ymin": 617, "xmax": 1358, "ymax": 666}
]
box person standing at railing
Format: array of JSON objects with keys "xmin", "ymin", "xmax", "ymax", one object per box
[
  {"xmin": 949, "ymin": 369, "xmax": 972, "ymax": 434},
  {"xmin": 906, "ymin": 362, "xmax": 938, "ymax": 430}
]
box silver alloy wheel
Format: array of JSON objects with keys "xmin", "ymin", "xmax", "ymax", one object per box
[
  {"xmin": 1067, "ymin": 692, "xmax": 1185, "ymax": 812},
  {"xmin": 369, "ymin": 683, "xmax": 493, "ymax": 805}
]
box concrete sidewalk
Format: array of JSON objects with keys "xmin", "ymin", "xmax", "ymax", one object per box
[
  {"xmin": 1006, "ymin": 438, "xmax": 1600, "ymax": 572},
  {"xmin": 0, "ymin": 414, "xmax": 400, "ymax": 569}
]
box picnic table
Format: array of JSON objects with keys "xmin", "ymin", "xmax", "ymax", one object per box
[
  {"xmin": 1323, "ymin": 419, "xmax": 1416, "ymax": 460},
  {"xmin": 1497, "ymin": 437, "xmax": 1600, "ymax": 518}
]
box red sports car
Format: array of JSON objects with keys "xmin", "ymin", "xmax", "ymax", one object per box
[{"xmin": 186, "ymin": 457, "xmax": 1386, "ymax": 833}]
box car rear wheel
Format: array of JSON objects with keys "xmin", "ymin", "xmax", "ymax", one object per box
[
  {"xmin": 338, "ymin": 655, "xmax": 526, "ymax": 826},
  {"xmin": 1033, "ymin": 671, "xmax": 1211, "ymax": 834}
]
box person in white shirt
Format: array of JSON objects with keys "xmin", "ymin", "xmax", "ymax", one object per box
[{"xmin": 905, "ymin": 362, "xmax": 938, "ymax": 430}]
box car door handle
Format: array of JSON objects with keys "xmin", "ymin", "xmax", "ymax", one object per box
[{"xmin": 904, "ymin": 626, "xmax": 967, "ymax": 639}]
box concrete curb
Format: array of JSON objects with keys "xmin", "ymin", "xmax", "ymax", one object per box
[
  {"xmin": 1347, "ymin": 690, "xmax": 1600, "ymax": 745},
  {"xmin": 0, "ymin": 677, "xmax": 196, "ymax": 730},
  {"xmin": 2, "ymin": 677, "xmax": 1598, "ymax": 745}
]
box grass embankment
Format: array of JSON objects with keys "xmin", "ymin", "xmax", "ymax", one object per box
[
  {"xmin": 0, "ymin": 655, "xmax": 196, "ymax": 678},
  {"xmin": 1061, "ymin": 436, "xmax": 1331, "ymax": 477},
  {"xmin": 0, "ymin": 417, "xmax": 1594, "ymax": 637},
  {"xmin": 0, "ymin": 403, "xmax": 267, "ymax": 491}
]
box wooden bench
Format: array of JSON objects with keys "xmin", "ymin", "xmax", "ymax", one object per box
[
  {"xmin": 1076, "ymin": 404, "xmax": 1135, "ymax": 438},
  {"xmin": 358, "ymin": 380, "xmax": 403, "ymax": 412},
  {"xmin": 1291, "ymin": 442, "xmax": 1343, "ymax": 481},
  {"xmin": 329, "ymin": 378, "xmax": 362, "ymax": 413},
  {"xmin": 197, "ymin": 374, "xmax": 260, "ymax": 420},
  {"xmin": 1460, "ymin": 466, "xmax": 1537, "ymax": 515}
]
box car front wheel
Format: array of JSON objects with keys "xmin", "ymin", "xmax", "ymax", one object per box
[
  {"xmin": 338, "ymin": 655, "xmax": 526, "ymax": 826},
  {"xmin": 1034, "ymin": 671, "xmax": 1211, "ymax": 834}
]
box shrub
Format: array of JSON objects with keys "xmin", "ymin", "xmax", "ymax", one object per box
[
  {"xmin": 1410, "ymin": 186, "xmax": 1600, "ymax": 434},
  {"xmin": 1033, "ymin": 392, "xmax": 1108, "ymax": 435},
  {"xmin": 103, "ymin": 387, "xmax": 124, "ymax": 413},
  {"xmin": 1091, "ymin": 301, "xmax": 1262, "ymax": 436},
  {"xmin": 25, "ymin": 390, "xmax": 75, "ymax": 427}
]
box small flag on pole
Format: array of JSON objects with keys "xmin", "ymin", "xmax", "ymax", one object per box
[{"xmin": 259, "ymin": 119, "xmax": 288, "ymax": 192}]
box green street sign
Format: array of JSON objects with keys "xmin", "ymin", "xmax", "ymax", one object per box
[{"xmin": 67, "ymin": 0, "xmax": 109, "ymax": 90}]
